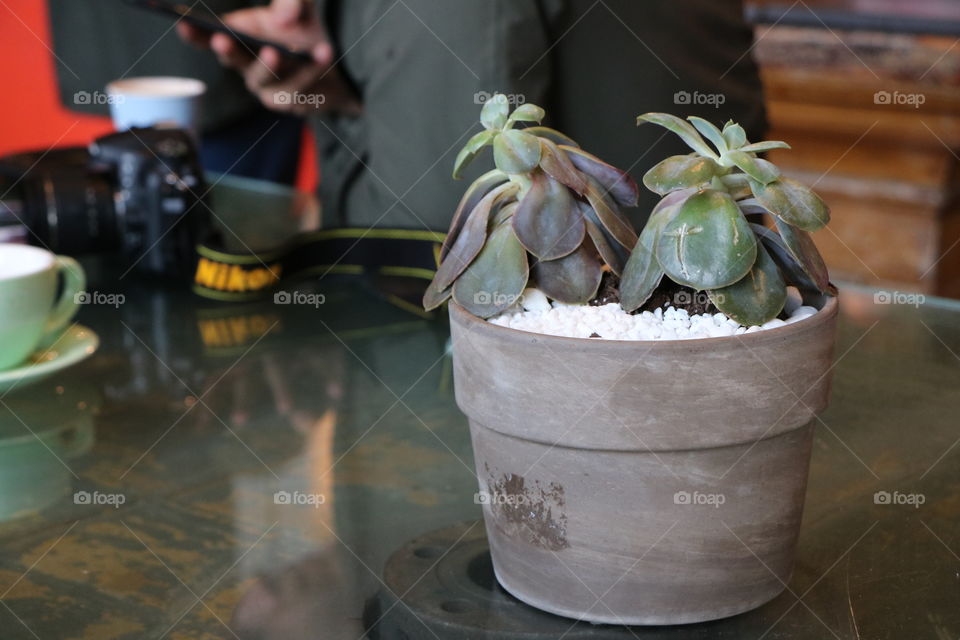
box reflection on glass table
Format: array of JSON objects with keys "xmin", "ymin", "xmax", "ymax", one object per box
[{"xmin": 0, "ymin": 278, "xmax": 956, "ymax": 639}]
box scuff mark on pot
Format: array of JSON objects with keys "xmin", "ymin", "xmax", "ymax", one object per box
[{"xmin": 485, "ymin": 471, "xmax": 569, "ymax": 551}]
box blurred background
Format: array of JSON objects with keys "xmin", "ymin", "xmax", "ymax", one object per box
[{"xmin": 4, "ymin": 0, "xmax": 957, "ymax": 296}]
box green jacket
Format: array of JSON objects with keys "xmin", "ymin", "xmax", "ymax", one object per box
[{"xmin": 316, "ymin": 0, "xmax": 765, "ymax": 231}]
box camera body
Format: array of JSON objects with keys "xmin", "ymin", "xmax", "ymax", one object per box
[{"xmin": 0, "ymin": 127, "xmax": 208, "ymax": 278}]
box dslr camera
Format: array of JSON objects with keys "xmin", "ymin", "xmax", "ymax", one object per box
[{"xmin": 0, "ymin": 127, "xmax": 208, "ymax": 278}]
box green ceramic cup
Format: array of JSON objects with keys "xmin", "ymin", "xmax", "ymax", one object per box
[{"xmin": 0, "ymin": 244, "xmax": 86, "ymax": 370}]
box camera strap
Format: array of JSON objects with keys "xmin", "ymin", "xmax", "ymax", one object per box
[{"xmin": 192, "ymin": 227, "xmax": 444, "ymax": 302}]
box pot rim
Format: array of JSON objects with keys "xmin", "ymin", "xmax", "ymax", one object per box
[{"xmin": 449, "ymin": 289, "xmax": 839, "ymax": 352}]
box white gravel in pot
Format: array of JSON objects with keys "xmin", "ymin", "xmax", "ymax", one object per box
[{"xmin": 489, "ymin": 287, "xmax": 818, "ymax": 340}]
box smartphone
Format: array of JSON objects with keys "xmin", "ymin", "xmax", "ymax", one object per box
[{"xmin": 124, "ymin": 0, "xmax": 315, "ymax": 63}]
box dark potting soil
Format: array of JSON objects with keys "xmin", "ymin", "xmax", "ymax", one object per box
[{"xmin": 589, "ymin": 272, "xmax": 719, "ymax": 316}]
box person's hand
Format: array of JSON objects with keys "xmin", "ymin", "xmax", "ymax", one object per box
[{"xmin": 177, "ymin": 0, "xmax": 361, "ymax": 117}]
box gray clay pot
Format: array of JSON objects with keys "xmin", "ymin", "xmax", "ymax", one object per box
[{"xmin": 449, "ymin": 292, "xmax": 839, "ymax": 625}]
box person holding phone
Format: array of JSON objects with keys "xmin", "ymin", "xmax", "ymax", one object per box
[
  {"xmin": 179, "ymin": 0, "xmax": 767, "ymax": 231},
  {"xmin": 49, "ymin": 0, "xmax": 305, "ymax": 185}
]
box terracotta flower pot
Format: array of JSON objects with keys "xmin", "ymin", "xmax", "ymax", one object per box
[{"xmin": 448, "ymin": 292, "xmax": 839, "ymax": 625}]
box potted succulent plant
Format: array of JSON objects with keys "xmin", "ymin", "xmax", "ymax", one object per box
[{"xmin": 426, "ymin": 95, "xmax": 839, "ymax": 625}]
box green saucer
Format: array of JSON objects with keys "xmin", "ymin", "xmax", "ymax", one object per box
[{"xmin": 0, "ymin": 325, "xmax": 99, "ymax": 394}]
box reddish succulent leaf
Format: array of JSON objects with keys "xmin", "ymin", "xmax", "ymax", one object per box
[
  {"xmin": 513, "ymin": 172, "xmax": 584, "ymax": 260},
  {"xmin": 453, "ymin": 222, "xmax": 529, "ymax": 318},
  {"xmin": 422, "ymin": 280, "xmax": 453, "ymax": 311},
  {"xmin": 750, "ymin": 223, "xmax": 819, "ymax": 292},
  {"xmin": 562, "ymin": 145, "xmax": 640, "ymax": 208},
  {"xmin": 491, "ymin": 201, "xmax": 518, "ymax": 229},
  {"xmin": 772, "ymin": 217, "xmax": 830, "ymax": 292},
  {"xmin": 539, "ymin": 138, "xmax": 589, "ymax": 195},
  {"xmin": 584, "ymin": 218, "xmax": 623, "ymax": 275},
  {"xmin": 432, "ymin": 182, "xmax": 518, "ymax": 291},
  {"xmin": 532, "ymin": 242, "xmax": 603, "ymax": 304},
  {"xmin": 584, "ymin": 177, "xmax": 638, "ymax": 251},
  {"xmin": 579, "ymin": 201, "xmax": 630, "ymax": 272},
  {"xmin": 442, "ymin": 169, "xmax": 508, "ymax": 259}
]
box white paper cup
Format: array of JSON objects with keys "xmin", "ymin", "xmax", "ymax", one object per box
[{"xmin": 106, "ymin": 76, "xmax": 206, "ymax": 138}]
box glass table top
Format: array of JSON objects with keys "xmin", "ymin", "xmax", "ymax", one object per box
[{"xmin": 0, "ymin": 274, "xmax": 957, "ymax": 639}]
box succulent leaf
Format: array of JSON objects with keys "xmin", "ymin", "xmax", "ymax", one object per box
[
  {"xmin": 507, "ymin": 104, "xmax": 546, "ymax": 126},
  {"xmin": 513, "ymin": 171, "xmax": 585, "ymax": 260},
  {"xmin": 643, "ymin": 154, "xmax": 721, "ymax": 196},
  {"xmin": 494, "ymin": 130, "xmax": 542, "ymax": 174},
  {"xmin": 708, "ymin": 243, "xmax": 786, "ymax": 326},
  {"xmin": 619, "ymin": 188, "xmax": 695, "ymax": 311},
  {"xmin": 539, "ymin": 138, "xmax": 589, "ymax": 195},
  {"xmin": 584, "ymin": 217, "xmax": 623, "ymax": 276},
  {"xmin": 562, "ymin": 146, "xmax": 640, "ymax": 208},
  {"xmin": 453, "ymin": 222, "xmax": 529, "ymax": 318},
  {"xmin": 453, "ymin": 129, "xmax": 497, "ymax": 179},
  {"xmin": 750, "ymin": 223, "xmax": 819, "ymax": 292},
  {"xmin": 638, "ymin": 113, "xmax": 719, "ymax": 160},
  {"xmin": 422, "ymin": 280, "xmax": 453, "ymax": 311},
  {"xmin": 656, "ymin": 189, "xmax": 757, "ymax": 290},
  {"xmin": 532, "ymin": 242, "xmax": 603, "ymax": 304},
  {"xmin": 522, "ymin": 126, "xmax": 580, "ymax": 148},
  {"xmin": 721, "ymin": 122, "xmax": 747, "ymax": 150},
  {"xmin": 491, "ymin": 201, "xmax": 518, "ymax": 229},
  {"xmin": 688, "ymin": 116, "xmax": 728, "ymax": 154},
  {"xmin": 750, "ymin": 177, "xmax": 831, "ymax": 231},
  {"xmin": 480, "ymin": 94, "xmax": 510, "ymax": 130},
  {"xmin": 619, "ymin": 208, "xmax": 689, "ymax": 315},
  {"xmin": 442, "ymin": 169, "xmax": 508, "ymax": 259},
  {"xmin": 738, "ymin": 140, "xmax": 791, "ymax": 154},
  {"xmin": 724, "ymin": 151, "xmax": 780, "ymax": 184},
  {"xmin": 722, "ymin": 173, "xmax": 753, "ymax": 200},
  {"xmin": 431, "ymin": 182, "xmax": 518, "ymax": 291},
  {"xmin": 736, "ymin": 198, "xmax": 769, "ymax": 216},
  {"xmin": 579, "ymin": 200, "xmax": 630, "ymax": 273},
  {"xmin": 584, "ymin": 177, "xmax": 639, "ymax": 251},
  {"xmin": 772, "ymin": 217, "xmax": 830, "ymax": 292}
]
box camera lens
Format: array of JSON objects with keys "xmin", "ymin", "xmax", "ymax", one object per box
[{"xmin": 0, "ymin": 148, "xmax": 120, "ymax": 254}]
